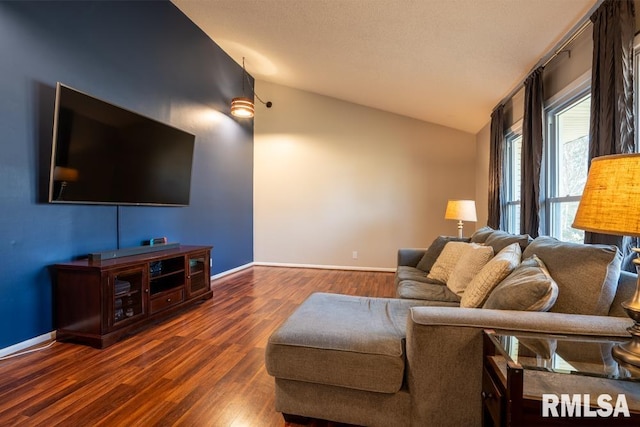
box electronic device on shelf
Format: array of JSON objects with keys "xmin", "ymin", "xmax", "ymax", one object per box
[
  {"xmin": 149, "ymin": 261, "xmax": 163, "ymax": 277},
  {"xmin": 114, "ymin": 279, "xmax": 131, "ymax": 296}
]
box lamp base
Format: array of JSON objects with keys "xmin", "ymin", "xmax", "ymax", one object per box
[
  {"xmin": 611, "ymin": 257, "xmax": 640, "ymax": 371},
  {"xmin": 456, "ymin": 220, "xmax": 464, "ymax": 239},
  {"xmin": 612, "ymin": 338, "xmax": 640, "ymax": 371}
]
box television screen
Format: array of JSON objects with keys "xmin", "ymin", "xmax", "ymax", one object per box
[{"xmin": 49, "ymin": 83, "xmax": 195, "ymax": 206}]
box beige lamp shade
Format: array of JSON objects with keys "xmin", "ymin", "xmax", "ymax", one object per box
[
  {"xmin": 572, "ymin": 153, "xmax": 640, "ymax": 237},
  {"xmin": 444, "ymin": 200, "xmax": 477, "ymax": 222},
  {"xmin": 574, "ymin": 153, "xmax": 640, "ymax": 370}
]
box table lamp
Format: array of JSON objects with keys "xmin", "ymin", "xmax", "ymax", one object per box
[
  {"xmin": 445, "ymin": 200, "xmax": 477, "ymax": 238},
  {"xmin": 572, "ymin": 153, "xmax": 640, "ymax": 370},
  {"xmin": 52, "ymin": 166, "xmax": 79, "ymax": 201}
]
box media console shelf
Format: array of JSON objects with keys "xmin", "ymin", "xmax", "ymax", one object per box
[{"xmin": 53, "ymin": 245, "xmax": 212, "ymax": 348}]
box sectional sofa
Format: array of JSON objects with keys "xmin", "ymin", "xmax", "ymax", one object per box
[{"xmin": 265, "ymin": 227, "xmax": 637, "ymax": 426}]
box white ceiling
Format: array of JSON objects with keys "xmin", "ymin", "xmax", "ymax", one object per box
[{"xmin": 172, "ymin": 0, "xmax": 597, "ymax": 134}]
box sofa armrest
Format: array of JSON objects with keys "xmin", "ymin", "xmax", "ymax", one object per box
[
  {"xmin": 410, "ymin": 307, "xmax": 632, "ymax": 337},
  {"xmin": 405, "ymin": 307, "xmax": 632, "ymax": 426},
  {"xmin": 397, "ymin": 248, "xmax": 425, "ymax": 268}
]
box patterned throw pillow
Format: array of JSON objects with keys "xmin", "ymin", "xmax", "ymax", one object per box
[
  {"xmin": 416, "ymin": 236, "xmax": 470, "ymax": 272},
  {"xmin": 460, "ymin": 243, "xmax": 521, "ymax": 307},
  {"xmin": 483, "ymin": 254, "xmax": 559, "ymax": 312},
  {"xmin": 427, "ymin": 242, "xmax": 475, "ymax": 284},
  {"xmin": 446, "ymin": 244, "xmax": 494, "ymax": 296}
]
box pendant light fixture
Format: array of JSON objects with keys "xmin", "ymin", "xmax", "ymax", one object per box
[{"xmin": 231, "ymin": 57, "xmax": 272, "ymax": 118}]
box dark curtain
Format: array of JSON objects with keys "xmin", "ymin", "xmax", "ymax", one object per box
[
  {"xmin": 588, "ymin": 0, "xmax": 635, "ymax": 159},
  {"xmin": 520, "ymin": 68, "xmax": 544, "ymax": 238},
  {"xmin": 585, "ymin": 0, "xmax": 636, "ymax": 263},
  {"xmin": 488, "ymin": 105, "xmax": 505, "ymax": 230}
]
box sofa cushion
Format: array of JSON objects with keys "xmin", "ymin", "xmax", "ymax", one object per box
[
  {"xmin": 396, "ymin": 280, "xmax": 461, "ymax": 303},
  {"xmin": 522, "ymin": 236, "xmax": 622, "ymax": 315},
  {"xmin": 461, "ymin": 243, "xmax": 521, "ymax": 307},
  {"xmin": 428, "ymin": 241, "xmax": 476, "ymax": 284},
  {"xmin": 484, "ymin": 230, "xmax": 533, "ymax": 253},
  {"xmin": 265, "ymin": 293, "xmax": 426, "ymax": 394},
  {"xmin": 470, "ymin": 226, "xmax": 494, "ymax": 244},
  {"xmin": 483, "ymin": 255, "xmax": 558, "ymax": 311},
  {"xmin": 396, "ymin": 266, "xmax": 430, "ymax": 283},
  {"xmin": 415, "ymin": 236, "xmax": 470, "ymax": 272},
  {"xmin": 470, "ymin": 226, "xmax": 532, "ymax": 253},
  {"xmin": 446, "ymin": 244, "xmax": 494, "ymax": 296}
]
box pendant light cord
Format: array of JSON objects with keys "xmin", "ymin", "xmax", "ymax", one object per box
[{"xmin": 241, "ymin": 57, "xmax": 272, "ymax": 108}]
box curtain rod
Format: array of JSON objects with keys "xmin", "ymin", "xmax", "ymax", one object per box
[
  {"xmin": 540, "ymin": 19, "xmax": 591, "ymax": 68},
  {"xmin": 496, "ymin": 0, "xmax": 604, "ymax": 108}
]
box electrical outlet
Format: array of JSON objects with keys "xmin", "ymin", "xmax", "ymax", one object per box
[
  {"xmin": 210, "ymin": 258, "xmax": 213, "ymax": 268},
  {"xmin": 352, "ymin": 251, "xmax": 358, "ymax": 259}
]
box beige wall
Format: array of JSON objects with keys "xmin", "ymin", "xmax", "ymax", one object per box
[
  {"xmin": 254, "ymin": 81, "xmax": 476, "ymax": 270},
  {"xmin": 543, "ymin": 27, "xmax": 592, "ymax": 101}
]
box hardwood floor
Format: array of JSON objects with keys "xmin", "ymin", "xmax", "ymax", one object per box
[{"xmin": 0, "ymin": 266, "xmax": 396, "ymax": 426}]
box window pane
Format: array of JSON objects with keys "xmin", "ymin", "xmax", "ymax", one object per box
[
  {"xmin": 511, "ymin": 135, "xmax": 522, "ymax": 201},
  {"xmin": 506, "ymin": 203, "xmax": 520, "ymax": 235},
  {"xmin": 556, "ymin": 96, "xmax": 590, "ymax": 197},
  {"xmin": 503, "ymin": 133, "xmax": 522, "ymax": 233},
  {"xmin": 550, "ymin": 200, "xmax": 584, "ymax": 243},
  {"xmin": 546, "ymin": 91, "xmax": 590, "ymax": 242}
]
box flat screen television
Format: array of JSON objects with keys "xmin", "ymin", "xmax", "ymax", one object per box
[{"xmin": 48, "ymin": 83, "xmax": 195, "ymax": 206}]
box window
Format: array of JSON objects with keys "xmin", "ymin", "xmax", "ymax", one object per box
[
  {"xmin": 500, "ymin": 73, "xmax": 591, "ymax": 242},
  {"xmin": 503, "ymin": 130, "xmax": 522, "ymax": 234},
  {"xmin": 545, "ymin": 93, "xmax": 590, "ymax": 243},
  {"xmin": 634, "ymin": 33, "xmax": 640, "ymax": 151}
]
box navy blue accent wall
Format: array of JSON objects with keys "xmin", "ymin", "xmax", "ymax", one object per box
[{"xmin": 0, "ymin": 1, "xmax": 253, "ymax": 349}]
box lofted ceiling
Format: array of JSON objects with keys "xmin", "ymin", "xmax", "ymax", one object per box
[{"xmin": 172, "ymin": 0, "xmax": 597, "ymax": 134}]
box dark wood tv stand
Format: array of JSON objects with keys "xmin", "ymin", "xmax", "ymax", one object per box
[{"xmin": 53, "ymin": 245, "xmax": 213, "ymax": 348}]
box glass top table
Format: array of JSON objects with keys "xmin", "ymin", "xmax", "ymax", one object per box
[
  {"xmin": 485, "ymin": 330, "xmax": 640, "ymax": 382},
  {"xmin": 482, "ymin": 330, "xmax": 640, "ymax": 425}
]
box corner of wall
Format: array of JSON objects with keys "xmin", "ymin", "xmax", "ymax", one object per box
[{"xmin": 475, "ymin": 121, "xmax": 491, "ymax": 229}]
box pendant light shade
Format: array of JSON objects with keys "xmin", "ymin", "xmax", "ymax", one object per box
[
  {"xmin": 230, "ymin": 57, "xmax": 271, "ymax": 119},
  {"xmin": 231, "ymin": 96, "xmax": 255, "ymax": 118}
]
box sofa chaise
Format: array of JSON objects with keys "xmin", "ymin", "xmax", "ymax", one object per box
[{"xmin": 264, "ymin": 227, "xmax": 638, "ymax": 426}]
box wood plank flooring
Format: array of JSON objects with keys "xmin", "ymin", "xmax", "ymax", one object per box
[{"xmin": 0, "ymin": 266, "xmax": 396, "ymax": 426}]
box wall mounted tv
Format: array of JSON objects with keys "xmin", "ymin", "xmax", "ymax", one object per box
[{"xmin": 49, "ymin": 83, "xmax": 195, "ymax": 206}]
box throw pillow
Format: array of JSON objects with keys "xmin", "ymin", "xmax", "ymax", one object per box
[
  {"xmin": 484, "ymin": 230, "xmax": 532, "ymax": 253},
  {"xmin": 446, "ymin": 244, "xmax": 494, "ymax": 296},
  {"xmin": 460, "ymin": 243, "xmax": 521, "ymax": 307},
  {"xmin": 427, "ymin": 241, "xmax": 474, "ymax": 284},
  {"xmin": 522, "ymin": 236, "xmax": 621, "ymax": 315},
  {"xmin": 470, "ymin": 226, "xmax": 494, "ymax": 244},
  {"xmin": 483, "ymin": 255, "xmax": 558, "ymax": 312},
  {"xmin": 416, "ymin": 236, "xmax": 470, "ymax": 272}
]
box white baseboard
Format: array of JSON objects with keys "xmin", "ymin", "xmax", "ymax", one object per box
[
  {"xmin": 253, "ymin": 261, "xmax": 396, "ymax": 273},
  {"xmin": 0, "ymin": 331, "xmax": 56, "ymax": 358},
  {"xmin": 210, "ymin": 262, "xmax": 254, "ymax": 281}
]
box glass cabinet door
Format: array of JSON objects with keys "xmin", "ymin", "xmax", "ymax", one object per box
[
  {"xmin": 186, "ymin": 252, "xmax": 210, "ymax": 298},
  {"xmin": 110, "ymin": 266, "xmax": 147, "ymax": 328}
]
